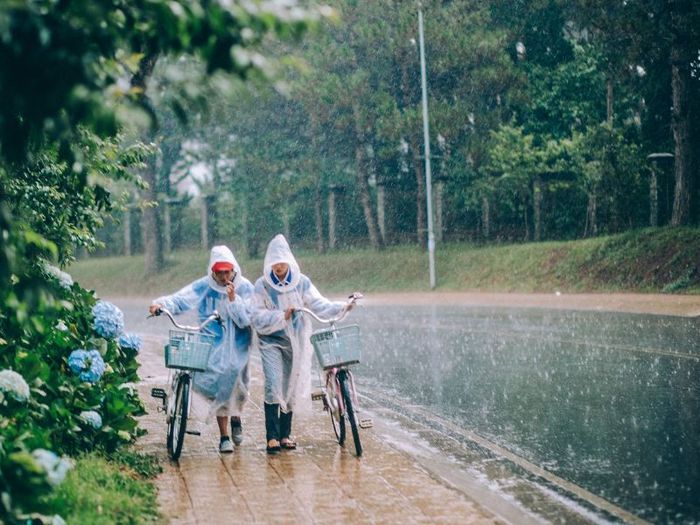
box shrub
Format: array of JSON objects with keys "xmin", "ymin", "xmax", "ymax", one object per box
[{"xmin": 0, "ymin": 264, "xmax": 145, "ymax": 523}]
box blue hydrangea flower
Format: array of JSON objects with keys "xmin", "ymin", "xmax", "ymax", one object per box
[
  {"xmin": 118, "ymin": 333, "xmax": 142, "ymax": 352},
  {"xmin": 92, "ymin": 300, "xmax": 124, "ymax": 339},
  {"xmin": 79, "ymin": 410, "xmax": 103, "ymax": 429},
  {"xmin": 68, "ymin": 349, "xmax": 106, "ymax": 383},
  {"xmin": 0, "ymin": 369, "xmax": 30, "ymax": 402},
  {"xmin": 31, "ymin": 449, "xmax": 74, "ymax": 487}
]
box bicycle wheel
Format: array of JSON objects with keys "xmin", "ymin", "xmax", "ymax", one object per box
[
  {"xmin": 167, "ymin": 373, "xmax": 190, "ymax": 460},
  {"xmin": 327, "ymin": 382, "xmax": 345, "ymax": 445},
  {"xmin": 338, "ymin": 370, "xmax": 362, "ymax": 456}
]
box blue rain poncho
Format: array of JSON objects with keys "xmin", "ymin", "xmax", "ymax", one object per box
[
  {"xmin": 252, "ymin": 234, "xmax": 345, "ymax": 413},
  {"xmin": 152, "ymin": 245, "xmax": 254, "ymax": 417}
]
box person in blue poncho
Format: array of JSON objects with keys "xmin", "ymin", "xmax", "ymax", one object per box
[
  {"xmin": 149, "ymin": 245, "xmax": 254, "ymax": 454},
  {"xmin": 251, "ymin": 234, "xmax": 353, "ymax": 454}
]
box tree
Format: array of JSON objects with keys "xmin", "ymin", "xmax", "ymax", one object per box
[
  {"xmin": 568, "ymin": 0, "xmax": 700, "ymax": 226},
  {"xmin": 0, "ymin": 0, "xmax": 330, "ymax": 278}
]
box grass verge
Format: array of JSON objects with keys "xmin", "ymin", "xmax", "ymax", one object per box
[
  {"xmin": 69, "ymin": 227, "xmax": 700, "ymax": 297},
  {"xmin": 42, "ymin": 450, "xmax": 162, "ymax": 524}
]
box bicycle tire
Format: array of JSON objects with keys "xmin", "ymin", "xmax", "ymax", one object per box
[
  {"xmin": 167, "ymin": 373, "xmax": 190, "ymax": 460},
  {"xmin": 338, "ymin": 370, "xmax": 362, "ymax": 456},
  {"xmin": 328, "ymin": 382, "xmax": 346, "ymax": 445}
]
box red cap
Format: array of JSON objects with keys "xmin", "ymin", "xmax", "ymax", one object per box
[{"xmin": 211, "ymin": 261, "xmax": 234, "ymax": 272}]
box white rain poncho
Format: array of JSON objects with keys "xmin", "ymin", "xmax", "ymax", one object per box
[
  {"xmin": 252, "ymin": 234, "xmax": 345, "ymax": 413},
  {"xmin": 152, "ymin": 245, "xmax": 254, "ymax": 418}
]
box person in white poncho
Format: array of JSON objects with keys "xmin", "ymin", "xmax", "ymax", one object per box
[
  {"xmin": 252, "ymin": 234, "xmax": 353, "ymax": 454},
  {"xmin": 149, "ymin": 245, "xmax": 254, "ymax": 454}
]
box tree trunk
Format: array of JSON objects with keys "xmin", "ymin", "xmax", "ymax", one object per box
[
  {"xmin": 142, "ymin": 153, "xmax": 163, "ymax": 273},
  {"xmin": 435, "ymin": 180, "xmax": 444, "ymax": 243},
  {"xmin": 314, "ymin": 184, "xmax": 325, "ymax": 254},
  {"xmin": 162, "ymin": 201, "xmax": 171, "ymax": 254},
  {"xmin": 670, "ymin": 39, "xmax": 692, "ymax": 225},
  {"xmin": 131, "ymin": 50, "xmax": 163, "ymax": 274},
  {"xmin": 585, "ymin": 189, "xmax": 598, "ymax": 237},
  {"xmin": 328, "ymin": 188, "xmax": 337, "ymax": 250},
  {"xmin": 399, "ymin": 53, "xmax": 426, "ymax": 248},
  {"xmin": 351, "ymin": 101, "xmax": 382, "ymax": 249},
  {"xmin": 481, "ymin": 196, "xmax": 490, "ymax": 240},
  {"xmin": 354, "ymin": 144, "xmax": 382, "ymax": 249},
  {"xmin": 376, "ymin": 184, "xmax": 386, "ymax": 244},
  {"xmin": 533, "ymin": 176, "xmax": 542, "ymax": 241},
  {"xmin": 123, "ymin": 206, "xmax": 132, "ymax": 256},
  {"xmin": 159, "ymin": 141, "xmax": 181, "ymax": 196},
  {"xmin": 307, "ymin": 114, "xmax": 326, "ymax": 254}
]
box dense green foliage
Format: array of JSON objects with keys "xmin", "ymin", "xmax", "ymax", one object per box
[
  {"xmin": 0, "ymin": 0, "xmax": 320, "ymax": 165},
  {"xmin": 0, "ymin": 264, "xmax": 146, "ymax": 523},
  {"xmin": 116, "ymin": 0, "xmax": 699, "ymax": 259},
  {"xmin": 71, "ymin": 227, "xmax": 700, "ymax": 296}
]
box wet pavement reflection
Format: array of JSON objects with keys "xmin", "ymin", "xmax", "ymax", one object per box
[
  {"xmin": 355, "ymin": 305, "xmax": 700, "ymax": 524},
  {"xmin": 134, "ymin": 330, "xmax": 506, "ymax": 524}
]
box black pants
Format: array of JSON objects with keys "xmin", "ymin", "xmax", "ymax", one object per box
[{"xmin": 264, "ymin": 403, "xmax": 293, "ymax": 441}]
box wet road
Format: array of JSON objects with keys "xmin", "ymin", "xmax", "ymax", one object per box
[
  {"xmin": 119, "ymin": 296, "xmax": 700, "ymax": 524},
  {"xmin": 354, "ymin": 306, "xmax": 700, "ymax": 524}
]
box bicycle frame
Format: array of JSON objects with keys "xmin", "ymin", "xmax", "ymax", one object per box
[
  {"xmin": 300, "ymin": 293, "xmax": 370, "ymax": 456},
  {"xmin": 323, "ymin": 366, "xmax": 360, "ymax": 420},
  {"xmin": 149, "ymin": 307, "xmax": 221, "ymax": 460}
]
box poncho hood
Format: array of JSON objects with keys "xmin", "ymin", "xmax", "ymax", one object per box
[
  {"xmin": 207, "ymin": 245, "xmax": 244, "ymax": 292},
  {"xmin": 263, "ymin": 234, "xmax": 301, "ymax": 291}
]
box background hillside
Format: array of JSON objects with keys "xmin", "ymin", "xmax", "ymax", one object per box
[{"xmin": 70, "ymin": 227, "xmax": 700, "ymax": 297}]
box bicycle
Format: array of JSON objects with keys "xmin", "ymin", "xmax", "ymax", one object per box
[
  {"xmin": 300, "ymin": 292, "xmax": 372, "ymax": 457},
  {"xmin": 148, "ymin": 307, "xmax": 221, "ymax": 460}
]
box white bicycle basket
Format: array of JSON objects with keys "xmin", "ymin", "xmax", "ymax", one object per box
[
  {"xmin": 310, "ymin": 324, "xmax": 361, "ymax": 369},
  {"xmin": 164, "ymin": 330, "xmax": 213, "ymax": 371}
]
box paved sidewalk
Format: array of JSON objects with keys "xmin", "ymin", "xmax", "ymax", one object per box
[{"xmin": 135, "ymin": 336, "xmax": 503, "ymax": 525}]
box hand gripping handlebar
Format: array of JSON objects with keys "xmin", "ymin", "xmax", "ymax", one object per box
[
  {"xmin": 148, "ymin": 307, "xmax": 222, "ymax": 332},
  {"xmin": 296, "ymin": 292, "xmax": 363, "ymax": 325}
]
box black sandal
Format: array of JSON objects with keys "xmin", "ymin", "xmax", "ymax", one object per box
[
  {"xmin": 280, "ymin": 438, "xmax": 297, "ymax": 450},
  {"xmin": 266, "ymin": 439, "xmax": 281, "ymax": 454}
]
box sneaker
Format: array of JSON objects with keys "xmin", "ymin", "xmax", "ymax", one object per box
[
  {"xmin": 231, "ymin": 419, "xmax": 243, "ymax": 446},
  {"xmin": 219, "ymin": 436, "xmax": 234, "ymax": 454}
]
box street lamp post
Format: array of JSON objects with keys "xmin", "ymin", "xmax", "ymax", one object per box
[{"xmin": 418, "ymin": 7, "xmax": 436, "ymax": 289}]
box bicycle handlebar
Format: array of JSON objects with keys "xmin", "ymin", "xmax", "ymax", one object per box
[
  {"xmin": 148, "ymin": 307, "xmax": 221, "ymax": 332},
  {"xmin": 296, "ymin": 292, "xmax": 363, "ymax": 325}
]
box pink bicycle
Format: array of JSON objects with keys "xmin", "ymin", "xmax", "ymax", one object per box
[{"xmin": 301, "ymin": 292, "xmax": 372, "ymax": 456}]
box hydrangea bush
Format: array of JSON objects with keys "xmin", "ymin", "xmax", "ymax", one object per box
[
  {"xmin": 92, "ymin": 300, "xmax": 124, "ymax": 339},
  {"xmin": 0, "ymin": 264, "xmax": 145, "ymax": 523},
  {"xmin": 0, "ymin": 369, "xmax": 31, "ymax": 403},
  {"xmin": 41, "ymin": 262, "xmax": 74, "ymax": 290},
  {"xmin": 118, "ymin": 333, "xmax": 142, "ymax": 353},
  {"xmin": 79, "ymin": 410, "xmax": 103, "ymax": 429},
  {"xmin": 68, "ymin": 349, "xmax": 106, "ymax": 383}
]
